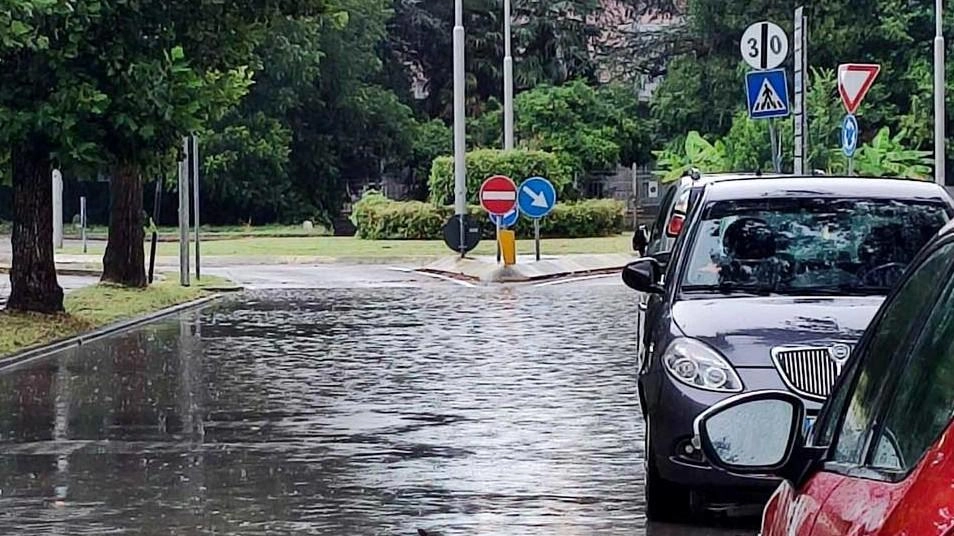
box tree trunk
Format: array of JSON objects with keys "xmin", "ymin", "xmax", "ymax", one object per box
[
  {"xmin": 102, "ymin": 161, "xmax": 147, "ymax": 287},
  {"xmin": 6, "ymin": 141, "xmax": 64, "ymax": 313}
]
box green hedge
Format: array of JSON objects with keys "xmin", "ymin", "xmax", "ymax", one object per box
[
  {"xmin": 352, "ymin": 191, "xmax": 624, "ymax": 240},
  {"xmin": 428, "ymin": 148, "xmax": 574, "ymax": 206}
]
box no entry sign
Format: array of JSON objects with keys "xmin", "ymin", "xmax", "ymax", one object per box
[{"xmin": 480, "ymin": 175, "xmax": 517, "ymax": 215}]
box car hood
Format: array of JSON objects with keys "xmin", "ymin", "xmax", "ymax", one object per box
[{"xmin": 672, "ymin": 296, "xmax": 884, "ymax": 367}]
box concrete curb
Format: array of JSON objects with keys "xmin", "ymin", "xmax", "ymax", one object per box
[
  {"xmin": 0, "ymin": 294, "xmax": 224, "ymax": 372},
  {"xmin": 0, "ymin": 265, "xmax": 103, "ymax": 277},
  {"xmin": 419, "ymin": 254, "xmax": 635, "ymax": 283}
]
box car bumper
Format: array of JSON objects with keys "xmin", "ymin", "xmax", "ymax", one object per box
[{"xmin": 642, "ymin": 367, "xmax": 822, "ymax": 495}]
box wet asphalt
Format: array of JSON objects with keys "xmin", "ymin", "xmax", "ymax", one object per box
[{"xmin": 0, "ymin": 267, "xmax": 758, "ymax": 535}]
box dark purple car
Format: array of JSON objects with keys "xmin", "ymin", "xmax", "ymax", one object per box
[{"xmin": 622, "ymin": 176, "xmax": 954, "ymax": 522}]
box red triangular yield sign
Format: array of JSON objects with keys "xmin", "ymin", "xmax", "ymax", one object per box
[{"xmin": 838, "ymin": 64, "xmax": 881, "ymax": 115}]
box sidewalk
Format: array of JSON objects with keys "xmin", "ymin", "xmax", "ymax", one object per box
[{"xmin": 419, "ymin": 253, "xmax": 636, "ymax": 283}]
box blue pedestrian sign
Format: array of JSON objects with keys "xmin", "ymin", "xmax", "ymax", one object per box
[
  {"xmin": 745, "ymin": 69, "xmax": 790, "ymax": 120},
  {"xmin": 842, "ymin": 114, "xmax": 858, "ymax": 158},
  {"xmin": 517, "ymin": 176, "xmax": 557, "ymax": 219},
  {"xmin": 489, "ymin": 206, "xmax": 519, "ymax": 228}
]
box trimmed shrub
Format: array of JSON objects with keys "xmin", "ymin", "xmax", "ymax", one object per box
[
  {"xmin": 428, "ymin": 149, "xmax": 573, "ymax": 206},
  {"xmin": 352, "ymin": 191, "xmax": 625, "ymax": 240}
]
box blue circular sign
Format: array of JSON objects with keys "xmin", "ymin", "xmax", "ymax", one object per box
[
  {"xmin": 517, "ymin": 176, "xmax": 558, "ymax": 219},
  {"xmin": 842, "ymin": 114, "xmax": 858, "ymax": 158},
  {"xmin": 489, "ymin": 206, "xmax": 519, "ymax": 228}
]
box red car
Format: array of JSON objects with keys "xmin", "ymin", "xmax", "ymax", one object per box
[{"xmin": 693, "ymin": 217, "xmax": 954, "ymax": 535}]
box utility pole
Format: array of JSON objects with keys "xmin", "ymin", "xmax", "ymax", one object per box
[
  {"xmin": 52, "ymin": 169, "xmax": 63, "ymax": 250},
  {"xmin": 191, "ymin": 134, "xmax": 201, "ymax": 280},
  {"xmin": 936, "ymin": 0, "xmax": 946, "ymax": 186},
  {"xmin": 178, "ymin": 137, "xmax": 190, "ymax": 287},
  {"xmin": 503, "ymin": 0, "xmax": 514, "ymax": 150},
  {"xmin": 453, "ymin": 0, "xmax": 467, "ymax": 257},
  {"xmin": 794, "ymin": 7, "xmax": 808, "ymax": 175}
]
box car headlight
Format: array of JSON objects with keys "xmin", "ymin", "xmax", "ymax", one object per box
[{"xmin": 662, "ymin": 338, "xmax": 743, "ymax": 393}]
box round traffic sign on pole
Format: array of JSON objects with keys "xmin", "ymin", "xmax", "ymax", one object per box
[
  {"xmin": 442, "ymin": 214, "xmax": 481, "ymax": 254},
  {"xmin": 489, "ymin": 207, "xmax": 519, "ymax": 228},
  {"xmin": 517, "ymin": 176, "xmax": 557, "ymax": 219},
  {"xmin": 479, "ymin": 175, "xmax": 518, "ymax": 215},
  {"xmin": 740, "ymin": 21, "xmax": 789, "ymax": 71},
  {"xmin": 841, "ymin": 114, "xmax": 858, "ymax": 158}
]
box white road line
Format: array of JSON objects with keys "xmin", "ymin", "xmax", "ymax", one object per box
[
  {"xmin": 386, "ymin": 267, "xmax": 478, "ymax": 288},
  {"xmin": 534, "ymin": 273, "xmax": 616, "ymax": 287}
]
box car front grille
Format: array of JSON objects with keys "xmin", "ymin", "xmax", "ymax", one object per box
[{"xmin": 771, "ymin": 345, "xmax": 850, "ymax": 400}]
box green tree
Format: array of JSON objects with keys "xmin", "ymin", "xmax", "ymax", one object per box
[
  {"xmin": 73, "ymin": 0, "xmax": 327, "ymax": 287},
  {"xmin": 648, "ymin": 0, "xmax": 951, "ymax": 178},
  {"xmin": 0, "ymin": 1, "xmax": 107, "ymax": 312}
]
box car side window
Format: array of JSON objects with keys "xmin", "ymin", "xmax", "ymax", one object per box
[
  {"xmin": 829, "ymin": 243, "xmax": 954, "ymax": 464},
  {"xmin": 870, "ymin": 243, "xmax": 954, "ymax": 473},
  {"xmin": 649, "ymin": 185, "xmax": 677, "ymax": 244}
]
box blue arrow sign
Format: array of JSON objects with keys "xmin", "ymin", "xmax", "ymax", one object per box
[
  {"xmin": 489, "ymin": 206, "xmax": 519, "ymax": 228},
  {"xmin": 517, "ymin": 176, "xmax": 557, "ymax": 219},
  {"xmin": 745, "ymin": 69, "xmax": 790, "ymax": 120},
  {"xmin": 842, "ymin": 114, "xmax": 858, "ymax": 158}
]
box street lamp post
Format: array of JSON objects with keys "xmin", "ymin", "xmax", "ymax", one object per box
[
  {"xmin": 453, "ymin": 0, "xmax": 467, "ymax": 256},
  {"xmin": 503, "ymin": 0, "xmax": 514, "ymax": 150},
  {"xmin": 936, "ymin": 0, "xmax": 946, "ymax": 186}
]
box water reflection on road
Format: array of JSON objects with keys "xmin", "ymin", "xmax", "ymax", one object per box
[{"xmin": 0, "ymin": 280, "xmax": 757, "ymax": 535}]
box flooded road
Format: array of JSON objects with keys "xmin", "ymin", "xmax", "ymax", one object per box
[{"xmin": 0, "ymin": 274, "xmax": 758, "ymax": 535}]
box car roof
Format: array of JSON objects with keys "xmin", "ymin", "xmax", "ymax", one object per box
[
  {"xmin": 700, "ymin": 176, "xmax": 952, "ymax": 204},
  {"xmin": 678, "ymin": 171, "xmax": 787, "ymax": 188}
]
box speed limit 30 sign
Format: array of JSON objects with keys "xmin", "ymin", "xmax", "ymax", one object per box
[{"xmin": 740, "ymin": 21, "xmax": 789, "ymax": 71}]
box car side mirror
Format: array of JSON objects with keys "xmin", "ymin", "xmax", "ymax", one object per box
[
  {"xmin": 622, "ymin": 258, "xmax": 664, "ymax": 294},
  {"xmin": 693, "ymin": 391, "xmax": 826, "ymax": 485},
  {"xmin": 652, "ymin": 250, "xmax": 671, "ymax": 266},
  {"xmin": 633, "ymin": 225, "xmax": 649, "ymax": 254}
]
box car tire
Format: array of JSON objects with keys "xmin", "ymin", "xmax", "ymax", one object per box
[{"xmin": 644, "ymin": 418, "xmax": 692, "ymax": 523}]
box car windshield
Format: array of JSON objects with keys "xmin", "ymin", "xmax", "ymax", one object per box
[{"xmin": 680, "ymin": 197, "xmax": 950, "ymax": 296}]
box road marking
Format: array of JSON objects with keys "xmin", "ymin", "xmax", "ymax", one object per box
[
  {"xmin": 534, "ymin": 273, "xmax": 616, "ymax": 287},
  {"xmin": 386, "ymin": 267, "xmax": 478, "ymax": 288}
]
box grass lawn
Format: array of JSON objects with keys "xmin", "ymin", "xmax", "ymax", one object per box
[
  {"xmin": 0, "ymin": 275, "xmax": 230, "ymax": 357},
  {"xmin": 61, "ymin": 234, "xmax": 633, "ymax": 258}
]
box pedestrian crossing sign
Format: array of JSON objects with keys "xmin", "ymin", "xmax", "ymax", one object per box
[{"xmin": 745, "ymin": 69, "xmax": 790, "ymax": 120}]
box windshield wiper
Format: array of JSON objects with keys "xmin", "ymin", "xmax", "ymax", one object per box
[
  {"xmin": 763, "ymin": 286, "xmax": 890, "ymax": 297},
  {"xmin": 681, "ymin": 284, "xmax": 774, "ymax": 296}
]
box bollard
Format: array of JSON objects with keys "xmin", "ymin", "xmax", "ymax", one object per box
[
  {"xmin": 500, "ymin": 229, "xmax": 517, "ymax": 266},
  {"xmin": 80, "ymin": 197, "xmax": 87, "ymax": 253}
]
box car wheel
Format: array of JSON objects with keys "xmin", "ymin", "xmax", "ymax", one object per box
[{"xmin": 644, "ymin": 417, "xmax": 692, "ymax": 522}]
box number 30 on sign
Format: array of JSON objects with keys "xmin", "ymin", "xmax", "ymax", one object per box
[{"xmin": 740, "ymin": 21, "xmax": 789, "ymax": 71}]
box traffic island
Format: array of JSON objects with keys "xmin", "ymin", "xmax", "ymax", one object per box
[
  {"xmin": 0, "ymin": 274, "xmax": 240, "ymax": 362},
  {"xmin": 419, "ymin": 253, "xmax": 636, "ymax": 283}
]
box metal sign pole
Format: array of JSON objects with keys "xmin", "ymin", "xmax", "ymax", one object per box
[
  {"xmin": 80, "ymin": 197, "xmax": 87, "ymax": 254},
  {"xmin": 848, "ymin": 157, "xmax": 854, "ymax": 177},
  {"xmin": 794, "ymin": 6, "xmax": 808, "ymax": 174},
  {"xmin": 534, "ymin": 219, "xmax": 541, "ymax": 261},
  {"xmin": 935, "ymin": 0, "xmax": 946, "ymax": 186},
  {"xmin": 496, "ymin": 219, "xmax": 502, "ymax": 264},
  {"xmin": 453, "ymin": 0, "xmax": 467, "ymax": 258},
  {"xmin": 178, "ymin": 137, "xmax": 191, "ymax": 287},
  {"xmin": 768, "ymin": 120, "xmax": 781, "ymax": 173},
  {"xmin": 495, "ymin": 216, "xmax": 502, "ymax": 263},
  {"xmin": 503, "ymin": 0, "xmax": 514, "ymax": 150},
  {"xmin": 191, "ymin": 134, "xmax": 201, "ymax": 280},
  {"xmin": 148, "ymin": 178, "xmax": 160, "ymax": 285}
]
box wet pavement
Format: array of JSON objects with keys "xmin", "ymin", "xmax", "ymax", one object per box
[{"xmin": 0, "ymin": 272, "xmax": 758, "ymax": 535}]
